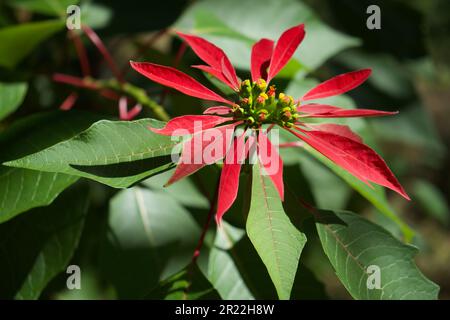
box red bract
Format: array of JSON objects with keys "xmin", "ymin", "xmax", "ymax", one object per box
[{"xmin": 130, "ymin": 24, "xmax": 410, "ymax": 224}]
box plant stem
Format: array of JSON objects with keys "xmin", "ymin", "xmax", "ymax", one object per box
[
  {"xmin": 191, "ymin": 177, "xmax": 220, "ymax": 264},
  {"xmin": 53, "ymin": 74, "xmax": 170, "ymax": 121},
  {"xmin": 105, "ymin": 79, "xmax": 170, "ymax": 121},
  {"xmin": 81, "ymin": 25, "xmax": 124, "ymax": 84}
]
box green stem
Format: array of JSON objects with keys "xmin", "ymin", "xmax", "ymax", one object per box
[{"xmin": 102, "ymin": 79, "xmax": 170, "ymax": 121}]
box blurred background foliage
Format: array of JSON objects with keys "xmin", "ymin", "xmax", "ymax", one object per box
[{"xmin": 0, "ymin": 0, "xmax": 449, "ymax": 299}]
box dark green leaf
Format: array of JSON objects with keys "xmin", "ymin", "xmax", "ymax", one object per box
[
  {"xmin": 147, "ymin": 265, "xmax": 220, "ymax": 300},
  {"xmin": 0, "ymin": 185, "xmax": 89, "ymax": 299},
  {"xmin": 100, "ymin": 187, "xmax": 201, "ymax": 298},
  {"xmin": 315, "ymin": 209, "xmax": 439, "ymax": 299},
  {"xmin": 5, "ymin": 119, "xmax": 178, "ymax": 188},
  {"xmin": 0, "ymin": 111, "xmax": 99, "ymax": 223},
  {"xmin": 0, "ymin": 20, "xmax": 64, "ymax": 68},
  {"xmin": 412, "ymin": 180, "xmax": 449, "ymax": 225},
  {"xmin": 202, "ymin": 221, "xmax": 254, "ymax": 299},
  {"xmin": 7, "ymin": 0, "xmax": 79, "ymax": 16},
  {"xmin": 0, "ymin": 82, "xmax": 27, "ymax": 121}
]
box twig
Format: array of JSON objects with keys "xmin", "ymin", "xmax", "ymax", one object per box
[
  {"xmin": 53, "ymin": 73, "xmax": 170, "ymax": 121},
  {"xmin": 191, "ymin": 176, "xmax": 220, "ymax": 264},
  {"xmin": 81, "ymin": 25, "xmax": 124, "ymax": 84},
  {"xmin": 69, "ymin": 30, "xmax": 91, "ymax": 77}
]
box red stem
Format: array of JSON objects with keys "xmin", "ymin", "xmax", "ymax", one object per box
[
  {"xmin": 121, "ymin": 28, "xmax": 168, "ymax": 77},
  {"xmin": 53, "ymin": 73, "xmax": 98, "ymax": 89},
  {"xmin": 191, "ymin": 177, "xmax": 220, "ymax": 264},
  {"xmin": 69, "ymin": 30, "xmax": 91, "ymax": 77},
  {"xmin": 59, "ymin": 92, "xmax": 79, "ymax": 110},
  {"xmin": 52, "ymin": 73, "xmax": 119, "ymax": 101},
  {"xmin": 81, "ymin": 25, "xmax": 124, "ymax": 84},
  {"xmin": 160, "ymin": 41, "xmax": 187, "ymax": 105}
]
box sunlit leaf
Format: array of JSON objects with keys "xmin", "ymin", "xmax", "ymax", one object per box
[
  {"xmin": 0, "ymin": 111, "xmax": 98, "ymax": 223},
  {"xmin": 246, "ymin": 162, "xmax": 306, "ymax": 299},
  {"xmin": 315, "ymin": 209, "xmax": 439, "ymax": 299},
  {"xmin": 4, "ymin": 119, "xmax": 178, "ymax": 188}
]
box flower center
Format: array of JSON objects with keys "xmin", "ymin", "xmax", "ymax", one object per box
[{"xmin": 233, "ymin": 79, "xmax": 299, "ymax": 128}]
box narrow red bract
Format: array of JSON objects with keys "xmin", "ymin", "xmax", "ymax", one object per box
[
  {"xmin": 258, "ymin": 131, "xmax": 284, "ymax": 200},
  {"xmin": 203, "ymin": 106, "xmax": 232, "ymax": 115},
  {"xmin": 131, "ymin": 23, "xmax": 409, "ymax": 224},
  {"xmin": 177, "ymin": 32, "xmax": 239, "ymax": 89},
  {"xmin": 308, "ymin": 123, "xmax": 363, "ymax": 143},
  {"xmin": 216, "ymin": 133, "xmax": 247, "ymax": 224},
  {"xmin": 165, "ymin": 123, "xmax": 237, "ymax": 186},
  {"xmin": 299, "ymin": 104, "xmax": 398, "ymax": 118},
  {"xmin": 251, "ymin": 38, "xmax": 274, "ymax": 82},
  {"xmin": 130, "ymin": 61, "xmax": 233, "ymax": 104},
  {"xmin": 290, "ymin": 128, "xmax": 410, "ymax": 200},
  {"xmin": 267, "ymin": 24, "xmax": 305, "ymax": 82},
  {"xmin": 302, "ymin": 69, "xmax": 372, "ymax": 101},
  {"xmin": 150, "ymin": 115, "xmax": 230, "ymax": 136},
  {"xmin": 192, "ymin": 65, "xmax": 235, "ymax": 89}
]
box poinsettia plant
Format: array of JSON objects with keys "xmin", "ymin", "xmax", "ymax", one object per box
[
  {"xmin": 0, "ymin": 0, "xmax": 442, "ymax": 301},
  {"xmin": 131, "ymin": 24, "xmax": 410, "ymax": 227},
  {"xmin": 125, "ymin": 24, "xmax": 420, "ymax": 298}
]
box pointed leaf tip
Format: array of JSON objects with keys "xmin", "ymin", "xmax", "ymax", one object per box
[
  {"xmin": 302, "ymin": 69, "xmax": 372, "ymax": 101},
  {"xmin": 267, "ymin": 24, "xmax": 305, "ymax": 82}
]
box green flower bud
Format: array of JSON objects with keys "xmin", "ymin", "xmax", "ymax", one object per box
[
  {"xmin": 246, "ymin": 116, "xmax": 255, "ymax": 125},
  {"xmin": 240, "ymin": 79, "xmax": 252, "ymax": 97},
  {"xmin": 255, "ymin": 78, "xmax": 267, "ymax": 92},
  {"xmin": 257, "ymin": 109, "xmax": 269, "ymax": 122}
]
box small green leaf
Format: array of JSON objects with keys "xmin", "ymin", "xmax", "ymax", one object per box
[
  {"xmin": 4, "ymin": 119, "xmax": 178, "ymax": 188},
  {"xmin": 147, "ymin": 265, "xmax": 220, "ymax": 300},
  {"xmin": 0, "ymin": 111, "xmax": 99, "ymax": 223},
  {"xmin": 412, "ymin": 179, "xmax": 449, "ymax": 225},
  {"xmin": 203, "ymin": 221, "xmax": 254, "ymax": 299},
  {"xmin": 315, "ymin": 209, "xmax": 439, "ymax": 299},
  {"xmin": 246, "ymin": 163, "xmax": 306, "ymax": 299},
  {"xmin": 7, "ymin": 0, "xmax": 79, "ymax": 16},
  {"xmin": 0, "ymin": 82, "xmax": 28, "ymax": 121},
  {"xmin": 0, "ymin": 19, "xmax": 64, "ymax": 68},
  {"xmin": 0, "ymin": 185, "xmax": 89, "ymax": 299}
]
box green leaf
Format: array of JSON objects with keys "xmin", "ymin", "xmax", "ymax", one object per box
[
  {"xmin": 0, "ymin": 19, "xmax": 64, "ymax": 69},
  {"xmin": 4, "ymin": 119, "xmax": 178, "ymax": 188},
  {"xmin": 0, "ymin": 111, "xmax": 99, "ymax": 223},
  {"xmin": 0, "ymin": 185, "xmax": 89, "ymax": 299},
  {"xmin": 174, "ymin": 0, "xmax": 359, "ymax": 75},
  {"xmin": 202, "ymin": 221, "xmax": 254, "ymax": 299},
  {"xmin": 147, "ymin": 265, "xmax": 220, "ymax": 300},
  {"xmin": 100, "ymin": 187, "xmax": 201, "ymax": 298},
  {"xmin": 315, "ymin": 209, "xmax": 439, "ymax": 299},
  {"xmin": 412, "ymin": 179, "xmax": 449, "ymax": 225},
  {"xmin": 305, "ymin": 146, "xmax": 415, "ymax": 242},
  {"xmin": 0, "ymin": 82, "xmax": 28, "ymax": 121},
  {"xmin": 7, "ymin": 0, "xmax": 79, "ymax": 16},
  {"xmin": 81, "ymin": 3, "xmax": 112, "ymax": 30},
  {"xmin": 143, "ymin": 169, "xmax": 209, "ymax": 209},
  {"xmin": 246, "ymin": 163, "xmax": 307, "ymax": 299}
]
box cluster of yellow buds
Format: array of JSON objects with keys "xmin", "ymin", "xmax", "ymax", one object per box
[{"xmin": 235, "ymin": 78, "xmax": 299, "ymax": 128}]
